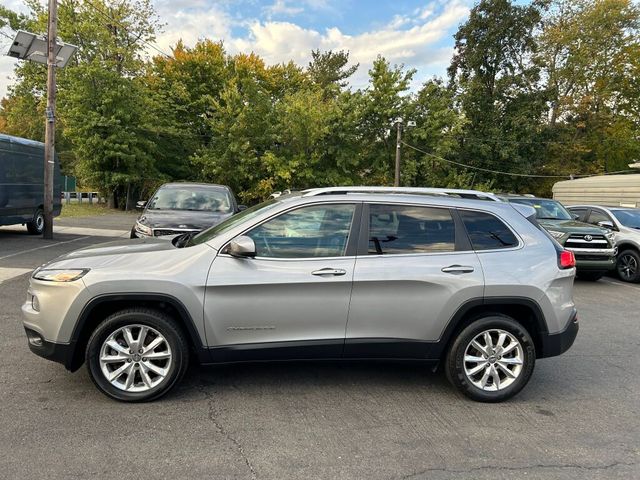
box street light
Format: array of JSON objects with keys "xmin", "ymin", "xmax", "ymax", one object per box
[
  {"xmin": 7, "ymin": 30, "xmax": 77, "ymax": 67},
  {"xmin": 6, "ymin": 25, "xmax": 78, "ymax": 239}
]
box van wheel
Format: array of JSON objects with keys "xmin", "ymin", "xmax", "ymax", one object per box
[
  {"xmin": 86, "ymin": 308, "xmax": 189, "ymax": 402},
  {"xmin": 617, "ymin": 249, "xmax": 640, "ymax": 283},
  {"xmin": 26, "ymin": 208, "xmax": 45, "ymax": 235},
  {"xmin": 445, "ymin": 315, "xmax": 535, "ymax": 402}
]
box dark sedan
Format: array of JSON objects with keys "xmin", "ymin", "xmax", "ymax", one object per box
[{"xmin": 131, "ymin": 183, "xmax": 245, "ymax": 238}]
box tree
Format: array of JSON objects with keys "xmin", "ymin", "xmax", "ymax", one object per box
[
  {"xmin": 449, "ymin": 0, "xmax": 548, "ymax": 192},
  {"xmin": 357, "ymin": 56, "xmax": 415, "ymax": 184},
  {"xmin": 538, "ymin": 0, "xmax": 640, "ymax": 175},
  {"xmin": 307, "ymin": 49, "xmax": 358, "ymax": 96}
]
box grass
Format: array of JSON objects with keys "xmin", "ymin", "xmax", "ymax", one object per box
[{"xmin": 59, "ymin": 202, "xmax": 124, "ymax": 218}]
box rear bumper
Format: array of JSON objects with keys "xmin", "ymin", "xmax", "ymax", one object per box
[{"xmin": 538, "ymin": 311, "xmax": 579, "ymax": 358}]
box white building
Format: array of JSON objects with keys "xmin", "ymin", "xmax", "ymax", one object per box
[{"xmin": 552, "ymin": 174, "xmax": 640, "ymax": 207}]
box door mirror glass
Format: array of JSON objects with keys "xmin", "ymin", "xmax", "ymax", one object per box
[
  {"xmin": 227, "ymin": 235, "xmax": 256, "ymax": 258},
  {"xmin": 136, "ymin": 200, "xmax": 147, "ymax": 210},
  {"xmin": 597, "ymin": 220, "xmax": 615, "ymax": 230}
]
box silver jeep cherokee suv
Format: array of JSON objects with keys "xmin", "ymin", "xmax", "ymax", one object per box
[{"xmin": 22, "ymin": 187, "xmax": 579, "ymax": 402}]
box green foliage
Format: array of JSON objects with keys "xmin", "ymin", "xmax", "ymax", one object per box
[
  {"xmin": 307, "ymin": 49, "xmax": 358, "ymax": 96},
  {"xmin": 1, "ymin": 0, "xmax": 639, "ymax": 203}
]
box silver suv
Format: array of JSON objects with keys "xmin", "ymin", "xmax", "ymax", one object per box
[
  {"xmin": 22, "ymin": 187, "xmax": 579, "ymax": 402},
  {"xmin": 567, "ymin": 205, "xmax": 640, "ymax": 283}
]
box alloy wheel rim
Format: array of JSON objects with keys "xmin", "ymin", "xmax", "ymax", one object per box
[
  {"xmin": 99, "ymin": 324, "xmax": 172, "ymax": 392},
  {"xmin": 619, "ymin": 254, "xmax": 638, "ymax": 280},
  {"xmin": 463, "ymin": 329, "xmax": 524, "ymax": 392}
]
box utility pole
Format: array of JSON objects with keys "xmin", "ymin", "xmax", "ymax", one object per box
[
  {"xmin": 43, "ymin": 0, "xmax": 57, "ymax": 239},
  {"xmin": 394, "ymin": 119, "xmax": 402, "ymax": 187},
  {"xmin": 392, "ymin": 118, "xmax": 415, "ymax": 187}
]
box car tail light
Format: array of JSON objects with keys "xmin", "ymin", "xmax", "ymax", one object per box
[{"xmin": 559, "ymin": 250, "xmax": 576, "ymax": 269}]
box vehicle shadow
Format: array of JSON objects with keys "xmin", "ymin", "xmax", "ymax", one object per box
[{"xmin": 180, "ymin": 359, "xmax": 452, "ymax": 397}]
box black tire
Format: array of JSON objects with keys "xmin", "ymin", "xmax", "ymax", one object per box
[
  {"xmin": 26, "ymin": 208, "xmax": 44, "ymax": 235},
  {"xmin": 86, "ymin": 308, "xmax": 189, "ymax": 402},
  {"xmin": 445, "ymin": 315, "xmax": 536, "ymax": 402},
  {"xmin": 617, "ymin": 249, "xmax": 640, "ymax": 283},
  {"xmin": 576, "ymin": 271, "xmax": 604, "ymax": 281},
  {"xmin": 130, "ymin": 227, "xmax": 137, "ymax": 239}
]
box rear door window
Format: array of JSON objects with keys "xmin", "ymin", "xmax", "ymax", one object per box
[
  {"xmin": 368, "ymin": 204, "xmax": 456, "ymax": 254},
  {"xmin": 459, "ymin": 210, "xmax": 519, "ymax": 250}
]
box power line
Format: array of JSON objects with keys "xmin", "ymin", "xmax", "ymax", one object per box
[
  {"xmin": 401, "ymin": 140, "xmax": 635, "ymax": 179},
  {"xmin": 83, "ymin": 0, "xmax": 171, "ymax": 58}
]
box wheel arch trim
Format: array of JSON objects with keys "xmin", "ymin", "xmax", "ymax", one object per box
[
  {"xmin": 435, "ymin": 296, "xmax": 548, "ymax": 359},
  {"xmin": 66, "ymin": 293, "xmax": 208, "ymax": 371}
]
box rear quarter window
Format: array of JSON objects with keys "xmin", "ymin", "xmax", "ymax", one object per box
[{"xmin": 459, "ymin": 210, "xmax": 519, "ymax": 250}]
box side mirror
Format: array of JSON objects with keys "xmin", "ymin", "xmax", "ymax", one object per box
[
  {"xmin": 136, "ymin": 200, "xmax": 147, "ymax": 210},
  {"xmin": 572, "ymin": 214, "xmax": 580, "ymax": 220},
  {"xmin": 237, "ymin": 205, "xmax": 248, "ymax": 212},
  {"xmin": 226, "ymin": 235, "xmax": 256, "ymax": 258},
  {"xmin": 597, "ymin": 220, "xmax": 615, "ymax": 230}
]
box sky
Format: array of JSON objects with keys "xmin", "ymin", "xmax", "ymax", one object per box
[{"xmin": 0, "ymin": 0, "xmax": 472, "ymax": 98}]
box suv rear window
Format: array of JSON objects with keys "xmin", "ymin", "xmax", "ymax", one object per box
[
  {"xmin": 368, "ymin": 204, "xmax": 456, "ymax": 254},
  {"xmin": 459, "ymin": 210, "xmax": 518, "ymax": 250}
]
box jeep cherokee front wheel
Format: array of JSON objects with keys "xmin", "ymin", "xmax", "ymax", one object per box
[
  {"xmin": 86, "ymin": 308, "xmax": 189, "ymax": 402},
  {"xmin": 445, "ymin": 316, "xmax": 536, "ymax": 402}
]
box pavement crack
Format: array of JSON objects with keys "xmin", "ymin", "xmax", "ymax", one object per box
[
  {"xmin": 197, "ymin": 385, "xmax": 257, "ymax": 479},
  {"xmin": 401, "ymin": 461, "xmax": 637, "ymax": 478}
]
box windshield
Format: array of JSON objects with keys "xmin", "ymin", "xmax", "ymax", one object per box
[
  {"xmin": 509, "ymin": 198, "xmax": 572, "ymax": 220},
  {"xmin": 188, "ymin": 198, "xmax": 280, "ymax": 245},
  {"xmin": 612, "ymin": 209, "xmax": 640, "ymax": 229},
  {"xmin": 147, "ymin": 187, "xmax": 233, "ymax": 213}
]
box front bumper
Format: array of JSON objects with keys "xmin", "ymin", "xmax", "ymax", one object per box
[
  {"xmin": 567, "ymin": 247, "xmax": 617, "ymax": 271},
  {"xmin": 538, "ymin": 311, "xmax": 579, "ymax": 358},
  {"xmin": 24, "ymin": 327, "xmax": 76, "ymax": 369}
]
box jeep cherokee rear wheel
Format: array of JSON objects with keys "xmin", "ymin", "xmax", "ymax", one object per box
[
  {"xmin": 445, "ymin": 316, "xmax": 536, "ymax": 402},
  {"xmin": 86, "ymin": 308, "xmax": 189, "ymax": 402}
]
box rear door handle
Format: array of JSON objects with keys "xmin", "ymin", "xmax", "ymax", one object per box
[
  {"xmin": 441, "ymin": 265, "xmax": 475, "ymax": 274},
  {"xmin": 311, "ymin": 268, "xmax": 347, "ymax": 276}
]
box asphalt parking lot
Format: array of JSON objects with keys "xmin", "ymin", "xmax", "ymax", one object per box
[{"xmin": 0, "ymin": 215, "xmax": 638, "ymax": 480}]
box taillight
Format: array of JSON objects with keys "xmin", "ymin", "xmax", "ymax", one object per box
[{"xmin": 559, "ymin": 250, "xmax": 576, "ymax": 269}]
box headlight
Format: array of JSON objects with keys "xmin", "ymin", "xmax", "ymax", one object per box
[
  {"xmin": 135, "ymin": 221, "xmax": 152, "ymax": 236},
  {"xmin": 547, "ymin": 230, "xmax": 565, "ymax": 239},
  {"xmin": 605, "ymin": 231, "xmax": 615, "ymax": 241},
  {"xmin": 33, "ymin": 268, "xmax": 89, "ymax": 282}
]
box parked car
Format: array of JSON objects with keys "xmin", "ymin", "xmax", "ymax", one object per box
[
  {"xmin": 568, "ymin": 205, "xmax": 640, "ymax": 283},
  {"xmin": 498, "ymin": 196, "xmax": 616, "ymax": 281},
  {"xmin": 22, "ymin": 186, "xmax": 578, "ymax": 403},
  {"xmin": 131, "ymin": 182, "xmax": 245, "ymax": 238},
  {"xmin": 0, "ymin": 133, "xmax": 62, "ymax": 234}
]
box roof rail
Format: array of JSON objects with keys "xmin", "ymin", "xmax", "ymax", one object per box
[
  {"xmin": 495, "ymin": 193, "xmax": 537, "ymax": 198},
  {"xmin": 301, "ymin": 186, "xmax": 500, "ymax": 201}
]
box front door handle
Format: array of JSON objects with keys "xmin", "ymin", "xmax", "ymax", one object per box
[
  {"xmin": 311, "ymin": 268, "xmax": 347, "ymax": 276},
  {"xmin": 441, "ymin": 265, "xmax": 475, "ymax": 274}
]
